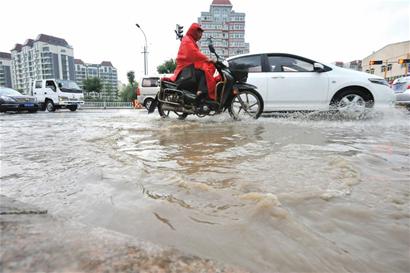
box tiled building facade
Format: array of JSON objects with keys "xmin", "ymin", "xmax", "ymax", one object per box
[
  {"xmin": 362, "ymin": 40, "xmax": 410, "ymax": 82},
  {"xmin": 75, "ymin": 59, "xmax": 118, "ymax": 100},
  {"xmin": 198, "ymin": 0, "xmax": 249, "ymax": 59},
  {"xmin": 0, "ymin": 52, "xmax": 13, "ymax": 88},
  {"xmin": 10, "ymin": 34, "xmax": 75, "ymax": 93}
]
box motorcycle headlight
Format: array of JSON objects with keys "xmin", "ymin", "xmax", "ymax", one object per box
[
  {"xmin": 369, "ymin": 78, "xmax": 389, "ymax": 86},
  {"xmin": 0, "ymin": 95, "xmax": 16, "ymax": 102}
]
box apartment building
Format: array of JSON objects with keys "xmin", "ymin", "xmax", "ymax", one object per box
[
  {"xmin": 10, "ymin": 34, "xmax": 75, "ymax": 93},
  {"xmin": 0, "ymin": 52, "xmax": 13, "ymax": 88},
  {"xmin": 198, "ymin": 0, "xmax": 249, "ymax": 59},
  {"xmin": 362, "ymin": 40, "xmax": 410, "ymax": 81},
  {"xmin": 75, "ymin": 59, "xmax": 118, "ymax": 100}
]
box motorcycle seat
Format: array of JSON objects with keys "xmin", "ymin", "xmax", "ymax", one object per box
[{"xmin": 161, "ymin": 77, "xmax": 177, "ymax": 89}]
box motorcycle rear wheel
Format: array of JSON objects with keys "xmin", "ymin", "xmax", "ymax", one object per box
[
  {"xmin": 228, "ymin": 89, "xmax": 264, "ymax": 120},
  {"xmin": 158, "ymin": 102, "xmax": 188, "ymax": 120}
]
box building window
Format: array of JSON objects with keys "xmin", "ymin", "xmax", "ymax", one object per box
[{"xmin": 42, "ymin": 47, "xmax": 49, "ymax": 52}]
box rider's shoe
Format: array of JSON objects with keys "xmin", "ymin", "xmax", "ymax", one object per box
[{"xmin": 195, "ymin": 91, "xmax": 207, "ymax": 104}]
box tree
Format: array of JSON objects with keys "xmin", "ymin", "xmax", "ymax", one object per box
[
  {"xmin": 127, "ymin": 70, "xmax": 137, "ymax": 100},
  {"xmin": 157, "ymin": 58, "xmax": 176, "ymax": 74},
  {"xmin": 119, "ymin": 71, "xmax": 138, "ymax": 102},
  {"xmin": 119, "ymin": 84, "xmax": 138, "ymax": 102},
  {"xmin": 83, "ymin": 77, "xmax": 103, "ymax": 99}
]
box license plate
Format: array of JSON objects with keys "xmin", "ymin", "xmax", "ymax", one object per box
[{"xmin": 24, "ymin": 103, "xmax": 34, "ymax": 107}]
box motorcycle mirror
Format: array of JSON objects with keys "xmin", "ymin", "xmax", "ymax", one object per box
[{"xmin": 209, "ymin": 44, "xmax": 216, "ymax": 54}]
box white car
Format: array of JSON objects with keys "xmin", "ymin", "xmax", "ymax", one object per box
[
  {"xmin": 227, "ymin": 53, "xmax": 395, "ymax": 114},
  {"xmin": 391, "ymin": 76, "xmax": 410, "ymax": 109},
  {"xmin": 138, "ymin": 76, "xmax": 160, "ymax": 109}
]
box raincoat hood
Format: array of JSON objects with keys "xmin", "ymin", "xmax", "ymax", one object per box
[{"xmin": 186, "ymin": 23, "xmax": 204, "ymax": 41}]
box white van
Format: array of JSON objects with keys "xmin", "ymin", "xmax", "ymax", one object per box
[
  {"xmin": 32, "ymin": 79, "xmax": 84, "ymax": 112},
  {"xmin": 138, "ymin": 76, "xmax": 160, "ymax": 109}
]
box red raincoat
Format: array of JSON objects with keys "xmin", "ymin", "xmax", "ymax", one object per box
[{"xmin": 170, "ymin": 23, "xmax": 218, "ymax": 100}]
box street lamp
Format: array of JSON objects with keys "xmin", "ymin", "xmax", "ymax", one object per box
[{"xmin": 135, "ymin": 23, "xmax": 148, "ymax": 75}]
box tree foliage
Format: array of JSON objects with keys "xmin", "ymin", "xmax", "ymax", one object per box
[
  {"xmin": 119, "ymin": 84, "xmax": 138, "ymax": 102},
  {"xmin": 157, "ymin": 58, "xmax": 176, "ymax": 74},
  {"xmin": 83, "ymin": 77, "xmax": 103, "ymax": 94},
  {"xmin": 127, "ymin": 71, "xmax": 136, "ymax": 86},
  {"xmin": 119, "ymin": 71, "xmax": 138, "ymax": 102}
]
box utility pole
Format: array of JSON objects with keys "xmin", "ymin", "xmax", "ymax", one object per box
[
  {"xmin": 384, "ymin": 60, "xmax": 388, "ymax": 79},
  {"xmin": 136, "ymin": 24, "xmax": 148, "ymax": 75}
]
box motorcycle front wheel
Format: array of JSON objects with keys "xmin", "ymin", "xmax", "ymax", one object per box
[
  {"xmin": 228, "ymin": 89, "xmax": 264, "ymax": 120},
  {"xmin": 158, "ymin": 102, "xmax": 188, "ymax": 120}
]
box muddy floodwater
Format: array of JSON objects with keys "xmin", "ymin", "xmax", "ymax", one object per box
[{"xmin": 1, "ymin": 109, "xmax": 409, "ymax": 273}]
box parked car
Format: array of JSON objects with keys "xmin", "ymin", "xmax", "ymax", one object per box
[
  {"xmin": 391, "ymin": 76, "xmax": 410, "ymax": 109},
  {"xmin": 0, "ymin": 87, "xmax": 38, "ymax": 113},
  {"xmin": 227, "ymin": 53, "xmax": 395, "ymax": 115},
  {"xmin": 138, "ymin": 76, "xmax": 160, "ymax": 110}
]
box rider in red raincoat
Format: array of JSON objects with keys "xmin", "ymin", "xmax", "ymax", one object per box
[{"xmin": 170, "ymin": 23, "xmax": 218, "ymax": 100}]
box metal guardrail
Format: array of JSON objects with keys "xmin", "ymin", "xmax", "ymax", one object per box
[{"xmin": 82, "ymin": 101, "xmax": 133, "ymax": 109}]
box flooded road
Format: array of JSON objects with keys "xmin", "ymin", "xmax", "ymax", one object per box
[{"xmin": 1, "ymin": 109, "xmax": 409, "ymax": 272}]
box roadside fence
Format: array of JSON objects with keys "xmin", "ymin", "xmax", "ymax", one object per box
[{"xmin": 82, "ymin": 101, "xmax": 133, "ymax": 109}]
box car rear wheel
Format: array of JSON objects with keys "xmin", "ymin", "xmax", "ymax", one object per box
[
  {"xmin": 68, "ymin": 105, "xmax": 77, "ymax": 111},
  {"xmin": 45, "ymin": 100, "xmax": 55, "ymax": 112},
  {"xmin": 331, "ymin": 89, "xmax": 373, "ymax": 117}
]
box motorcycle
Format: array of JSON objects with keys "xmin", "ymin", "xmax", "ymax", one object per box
[{"xmin": 149, "ymin": 37, "xmax": 264, "ymax": 120}]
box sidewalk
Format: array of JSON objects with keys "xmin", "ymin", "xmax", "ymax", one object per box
[{"xmin": 0, "ymin": 195, "xmax": 249, "ymax": 273}]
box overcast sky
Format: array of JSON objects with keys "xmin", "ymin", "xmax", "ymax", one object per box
[{"xmin": 1, "ymin": 0, "xmax": 409, "ymax": 83}]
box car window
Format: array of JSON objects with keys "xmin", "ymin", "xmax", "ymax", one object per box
[
  {"xmin": 35, "ymin": 81, "xmax": 42, "ymax": 88},
  {"xmin": 268, "ymin": 56, "xmax": 314, "ymax": 72},
  {"xmin": 57, "ymin": 80, "xmax": 81, "ymax": 90},
  {"xmin": 229, "ymin": 55, "xmax": 262, "ymax": 73},
  {"xmin": 142, "ymin": 78, "xmax": 160, "ymax": 87},
  {"xmin": 46, "ymin": 80, "xmax": 56, "ymax": 91}
]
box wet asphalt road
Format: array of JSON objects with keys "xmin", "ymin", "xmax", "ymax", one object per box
[{"xmin": 1, "ymin": 108, "xmax": 409, "ymax": 272}]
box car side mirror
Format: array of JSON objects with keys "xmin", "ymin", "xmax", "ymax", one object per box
[
  {"xmin": 314, "ymin": 63, "xmax": 325, "ymax": 73},
  {"xmin": 58, "ymin": 83, "xmax": 63, "ymax": 88}
]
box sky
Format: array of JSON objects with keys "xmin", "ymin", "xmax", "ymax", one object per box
[{"xmin": 1, "ymin": 0, "xmax": 409, "ymax": 83}]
